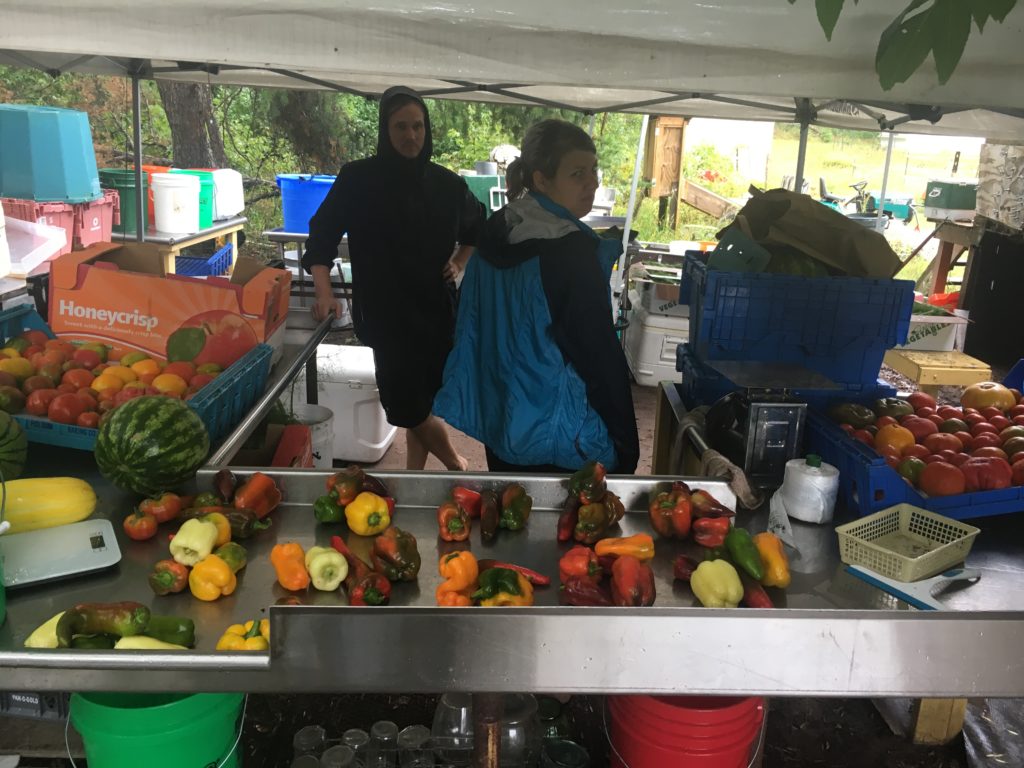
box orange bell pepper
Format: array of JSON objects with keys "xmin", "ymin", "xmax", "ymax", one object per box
[
  {"xmin": 752, "ymin": 532, "xmax": 791, "ymax": 589},
  {"xmin": 436, "ymin": 551, "xmax": 478, "ymax": 607},
  {"xmin": 189, "ymin": 555, "xmax": 237, "ymax": 601},
  {"xmin": 270, "ymin": 541, "xmax": 310, "ymax": 591},
  {"xmin": 233, "ymin": 472, "xmax": 283, "ymax": 519},
  {"xmin": 594, "ymin": 533, "xmax": 655, "ymax": 562}
]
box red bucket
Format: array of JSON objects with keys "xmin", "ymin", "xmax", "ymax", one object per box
[{"xmin": 609, "ymin": 695, "xmax": 765, "ymax": 768}]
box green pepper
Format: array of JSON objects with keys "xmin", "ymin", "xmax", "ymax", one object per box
[
  {"xmin": 724, "ymin": 527, "xmax": 765, "ymax": 581},
  {"xmin": 471, "ymin": 567, "xmax": 522, "ymax": 601},
  {"xmin": 500, "ymin": 483, "xmax": 532, "ymax": 530},
  {"xmin": 221, "ymin": 508, "xmax": 271, "ymax": 539},
  {"xmin": 873, "ymin": 397, "xmax": 914, "ymax": 419},
  {"xmin": 568, "ymin": 461, "xmax": 607, "ymax": 504},
  {"xmin": 702, "ymin": 545, "xmax": 730, "ymax": 562},
  {"xmin": 214, "ymin": 541, "xmax": 248, "ymax": 574},
  {"xmin": 370, "ymin": 526, "xmax": 421, "ymax": 582},
  {"xmin": 70, "ymin": 634, "xmax": 117, "ymax": 649},
  {"xmin": 143, "ymin": 615, "xmax": 196, "ymax": 647},
  {"xmin": 573, "ymin": 492, "xmax": 625, "ymax": 544},
  {"xmin": 57, "ymin": 602, "xmax": 151, "ymax": 648},
  {"xmin": 827, "ymin": 402, "xmax": 877, "ymax": 429},
  {"xmin": 192, "ymin": 491, "xmax": 222, "ymax": 508},
  {"xmin": 314, "ymin": 494, "xmax": 344, "ymax": 524}
]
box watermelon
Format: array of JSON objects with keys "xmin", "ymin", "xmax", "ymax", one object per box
[
  {"xmin": 0, "ymin": 411, "xmax": 27, "ymax": 481},
  {"xmin": 94, "ymin": 396, "xmax": 209, "ymax": 495}
]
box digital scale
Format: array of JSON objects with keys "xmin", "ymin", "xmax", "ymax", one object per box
[{"xmin": 0, "ymin": 519, "xmax": 122, "ymax": 588}]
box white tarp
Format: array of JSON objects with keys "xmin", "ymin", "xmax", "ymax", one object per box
[{"xmin": 1, "ymin": 0, "xmax": 1024, "ymax": 139}]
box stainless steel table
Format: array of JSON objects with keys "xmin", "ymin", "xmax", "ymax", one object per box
[{"xmin": 2, "ymin": 451, "xmax": 1022, "ymax": 695}]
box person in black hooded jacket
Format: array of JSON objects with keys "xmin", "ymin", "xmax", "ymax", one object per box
[{"xmin": 302, "ymin": 86, "xmax": 485, "ymax": 470}]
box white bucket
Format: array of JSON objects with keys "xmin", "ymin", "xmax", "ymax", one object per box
[
  {"xmin": 151, "ymin": 172, "xmax": 200, "ymax": 234},
  {"xmin": 291, "ymin": 403, "xmax": 334, "ymax": 469}
]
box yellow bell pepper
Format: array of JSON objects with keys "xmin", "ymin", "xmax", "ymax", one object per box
[
  {"xmin": 753, "ymin": 532, "xmax": 791, "ymax": 589},
  {"xmin": 344, "ymin": 492, "xmax": 391, "ymax": 536},
  {"xmin": 201, "ymin": 511, "xmax": 232, "ymax": 547},
  {"xmin": 169, "ymin": 518, "xmax": 218, "ymax": 566},
  {"xmin": 216, "ymin": 618, "xmax": 270, "ymax": 651},
  {"xmin": 690, "ymin": 560, "xmax": 743, "ymax": 608},
  {"xmin": 23, "ymin": 612, "xmax": 65, "ymax": 648},
  {"xmin": 188, "ymin": 554, "xmax": 237, "ymax": 601}
]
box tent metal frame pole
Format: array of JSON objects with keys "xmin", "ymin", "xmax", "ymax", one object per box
[
  {"xmin": 876, "ymin": 131, "xmax": 895, "ymax": 232},
  {"xmin": 615, "ymin": 114, "xmax": 650, "ymax": 314},
  {"xmin": 794, "ymin": 120, "xmax": 809, "ymax": 194},
  {"xmin": 131, "ymin": 71, "xmax": 144, "ymax": 242}
]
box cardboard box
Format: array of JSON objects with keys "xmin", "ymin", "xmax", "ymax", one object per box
[
  {"xmin": 895, "ymin": 312, "xmax": 969, "ymax": 352},
  {"xmin": 48, "ymin": 242, "xmax": 290, "ymax": 362}
]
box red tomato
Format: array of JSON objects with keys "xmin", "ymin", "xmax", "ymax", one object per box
[
  {"xmin": 25, "ymin": 388, "xmax": 59, "ymax": 417},
  {"xmin": 884, "ymin": 454, "xmax": 901, "ymax": 469},
  {"xmin": 122, "ymin": 510, "xmax": 158, "ymax": 541},
  {"xmin": 875, "ymin": 415, "xmax": 899, "ymax": 428},
  {"xmin": 901, "ymin": 444, "xmax": 931, "ymax": 459},
  {"xmin": 916, "ymin": 406, "xmax": 938, "ymax": 418},
  {"xmin": 922, "ymin": 454, "xmax": 947, "ymax": 464},
  {"xmin": 907, "ymin": 392, "xmax": 937, "ymax": 411},
  {"xmin": 927, "ymin": 414, "xmax": 944, "ymax": 426},
  {"xmin": 76, "ymin": 393, "xmax": 97, "ymax": 413},
  {"xmin": 1014, "ymin": 416, "xmax": 1024, "ymax": 427},
  {"xmin": 48, "ymin": 393, "xmax": 86, "ymax": 424},
  {"xmin": 964, "ymin": 413, "xmax": 986, "ymax": 426},
  {"xmin": 851, "ymin": 429, "xmax": 874, "ymax": 446},
  {"xmin": 57, "ymin": 382, "xmax": 79, "ymax": 395},
  {"xmin": 947, "ymin": 452, "xmax": 971, "ymax": 467},
  {"xmin": 61, "ymin": 368, "xmax": 95, "ymax": 389},
  {"xmin": 937, "ymin": 406, "xmax": 964, "ymax": 420},
  {"xmin": 972, "ymin": 446, "xmax": 1010, "ymax": 461},
  {"xmin": 971, "ymin": 432, "xmax": 1003, "ymax": 450},
  {"xmin": 919, "ymin": 461, "xmax": 966, "ymax": 496},
  {"xmin": 923, "ymin": 433, "xmax": 964, "ymax": 454},
  {"xmin": 1009, "ymin": 404, "xmax": 1024, "ymax": 418},
  {"xmin": 902, "ymin": 416, "xmax": 939, "ymax": 441},
  {"xmin": 980, "ymin": 406, "xmax": 1005, "ymax": 421},
  {"xmin": 990, "ymin": 415, "xmax": 1012, "ymax": 431},
  {"xmin": 838, "ymin": 423, "xmax": 855, "ymax": 435},
  {"xmin": 1012, "ymin": 459, "xmax": 1024, "ymax": 486},
  {"xmin": 953, "ymin": 431, "xmax": 975, "ymax": 451},
  {"xmin": 76, "ymin": 411, "xmax": 100, "ymax": 429},
  {"xmin": 971, "ymin": 422, "xmax": 998, "ymax": 437}
]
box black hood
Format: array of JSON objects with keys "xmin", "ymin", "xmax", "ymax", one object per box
[{"xmin": 377, "ymin": 86, "xmax": 432, "ymax": 173}]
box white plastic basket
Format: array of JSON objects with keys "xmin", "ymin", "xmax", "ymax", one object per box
[{"xmin": 835, "ymin": 504, "xmax": 979, "ymax": 582}]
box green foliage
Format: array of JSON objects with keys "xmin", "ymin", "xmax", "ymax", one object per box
[{"xmin": 788, "ymin": 0, "xmax": 1019, "ymax": 88}]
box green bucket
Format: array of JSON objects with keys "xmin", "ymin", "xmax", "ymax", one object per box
[
  {"xmin": 171, "ymin": 169, "xmax": 215, "ymax": 230},
  {"xmin": 70, "ymin": 692, "xmax": 244, "ymax": 768},
  {"xmin": 98, "ymin": 168, "xmax": 148, "ymax": 235}
]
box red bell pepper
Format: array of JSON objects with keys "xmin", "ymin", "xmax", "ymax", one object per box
[
  {"xmin": 740, "ymin": 572, "xmax": 774, "ymax": 609},
  {"xmin": 330, "ymin": 535, "xmax": 392, "ymax": 606},
  {"xmin": 451, "ymin": 486, "xmax": 482, "ymax": 519},
  {"xmin": 557, "ymin": 496, "xmax": 581, "ymax": 543},
  {"xmin": 610, "ymin": 555, "xmax": 656, "ymax": 607},
  {"xmin": 692, "ymin": 516, "xmax": 732, "ymax": 548},
  {"xmin": 648, "ymin": 481, "xmax": 692, "ymax": 539},
  {"xmin": 326, "ymin": 465, "xmax": 365, "ymax": 507},
  {"xmin": 690, "ymin": 489, "xmax": 733, "ymax": 518},
  {"xmin": 233, "ymin": 472, "xmax": 283, "ymax": 519},
  {"xmin": 148, "ymin": 559, "xmax": 190, "ymax": 595},
  {"xmin": 437, "ymin": 500, "xmax": 471, "ymax": 542},
  {"xmin": 559, "ymin": 576, "xmax": 613, "ymax": 607},
  {"xmin": 671, "ymin": 554, "xmax": 700, "ymax": 583},
  {"xmin": 558, "ymin": 546, "xmax": 602, "ymax": 585}
]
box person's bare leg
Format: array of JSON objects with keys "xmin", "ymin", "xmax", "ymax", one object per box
[
  {"xmin": 406, "ymin": 428, "xmax": 429, "ymax": 470},
  {"xmin": 408, "ymin": 415, "xmax": 468, "ymax": 471}
]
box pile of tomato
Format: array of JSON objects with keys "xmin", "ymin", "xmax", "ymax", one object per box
[{"xmin": 828, "ymin": 381, "xmax": 1024, "ymax": 497}]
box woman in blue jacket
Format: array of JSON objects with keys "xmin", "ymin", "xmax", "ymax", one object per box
[{"xmin": 435, "ymin": 120, "xmax": 639, "ymax": 473}]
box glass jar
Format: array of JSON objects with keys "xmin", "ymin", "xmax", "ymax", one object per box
[
  {"xmin": 367, "ymin": 720, "xmax": 400, "ymax": 768},
  {"xmin": 397, "ymin": 724, "xmax": 433, "ymax": 767},
  {"xmin": 293, "ymin": 725, "xmax": 327, "ymax": 758},
  {"xmin": 321, "ymin": 744, "xmax": 357, "ymax": 768},
  {"xmin": 540, "ymin": 739, "xmax": 590, "ymax": 768},
  {"xmin": 500, "ymin": 694, "xmax": 542, "ymax": 768},
  {"xmin": 431, "ymin": 693, "xmax": 473, "ymax": 767},
  {"xmin": 537, "ymin": 697, "xmax": 571, "ymax": 741},
  {"xmin": 343, "ymin": 727, "xmax": 371, "ymax": 758}
]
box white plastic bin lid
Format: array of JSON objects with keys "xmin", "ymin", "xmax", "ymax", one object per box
[
  {"xmin": 3, "ymin": 216, "xmax": 67, "ymax": 277},
  {"xmin": 316, "ymin": 343, "xmax": 377, "ymax": 386}
]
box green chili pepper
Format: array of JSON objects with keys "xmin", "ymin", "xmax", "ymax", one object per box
[
  {"xmin": 143, "ymin": 615, "xmax": 196, "ymax": 647},
  {"xmin": 725, "ymin": 527, "xmax": 765, "ymax": 581}
]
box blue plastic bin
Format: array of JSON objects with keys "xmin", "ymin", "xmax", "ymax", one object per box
[
  {"xmin": 675, "ymin": 342, "xmax": 896, "ymax": 410},
  {"xmin": 0, "ymin": 105, "xmax": 101, "ymax": 203},
  {"xmin": 805, "ymin": 410, "xmax": 1024, "ymax": 521},
  {"xmin": 681, "ymin": 255, "xmax": 915, "ymax": 390},
  {"xmin": 0, "ymin": 306, "xmax": 272, "ymax": 450},
  {"xmin": 175, "ymin": 244, "xmax": 234, "ymax": 277},
  {"xmin": 276, "ymin": 174, "xmax": 336, "ymax": 234}
]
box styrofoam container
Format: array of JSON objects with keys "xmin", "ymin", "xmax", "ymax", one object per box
[
  {"xmin": 624, "ymin": 304, "xmax": 690, "ymax": 387},
  {"xmin": 293, "ymin": 343, "xmax": 397, "ymax": 463},
  {"xmin": 895, "ymin": 313, "xmax": 969, "ymax": 352},
  {"xmin": 151, "ymin": 172, "xmax": 199, "ymax": 234}
]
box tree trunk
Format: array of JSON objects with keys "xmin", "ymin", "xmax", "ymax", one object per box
[{"xmin": 157, "ymin": 81, "xmax": 227, "ymax": 168}]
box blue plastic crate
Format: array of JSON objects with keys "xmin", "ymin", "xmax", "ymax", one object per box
[
  {"xmin": 0, "ymin": 305, "xmax": 272, "ymax": 450},
  {"xmin": 806, "ymin": 410, "xmax": 1024, "ymax": 521},
  {"xmin": 0, "ymin": 105, "xmax": 101, "ymax": 203},
  {"xmin": 675, "ymin": 342, "xmax": 897, "ymax": 410},
  {"xmin": 175, "ymin": 243, "xmax": 234, "ymax": 277},
  {"xmin": 682, "ymin": 255, "xmax": 915, "ymax": 389}
]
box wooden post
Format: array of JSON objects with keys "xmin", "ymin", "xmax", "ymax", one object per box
[
  {"xmin": 912, "ymin": 699, "xmax": 967, "ymax": 745},
  {"xmin": 669, "ymin": 181, "xmax": 680, "ymax": 230},
  {"xmin": 931, "ymin": 239, "xmax": 956, "ymax": 296},
  {"xmin": 472, "ymin": 693, "xmax": 503, "ymax": 768}
]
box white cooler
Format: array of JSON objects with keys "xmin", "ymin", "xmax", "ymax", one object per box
[
  {"xmin": 294, "ymin": 343, "xmax": 397, "ymax": 463},
  {"xmin": 623, "ymin": 304, "xmax": 690, "ymax": 387}
]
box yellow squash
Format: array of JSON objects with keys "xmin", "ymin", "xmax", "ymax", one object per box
[{"xmin": 3, "ymin": 477, "xmax": 97, "ymax": 534}]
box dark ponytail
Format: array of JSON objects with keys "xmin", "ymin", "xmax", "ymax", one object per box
[{"xmin": 507, "ymin": 120, "xmax": 595, "ymax": 201}]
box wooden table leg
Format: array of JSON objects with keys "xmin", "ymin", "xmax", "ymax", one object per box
[
  {"xmin": 931, "ymin": 240, "xmax": 956, "ymax": 296},
  {"xmin": 227, "ymin": 229, "xmax": 239, "ymax": 275},
  {"xmin": 652, "ymin": 383, "xmax": 673, "ymax": 475},
  {"xmin": 158, "ymin": 246, "xmax": 177, "ymax": 275},
  {"xmin": 912, "ymin": 698, "xmax": 966, "ymax": 745}
]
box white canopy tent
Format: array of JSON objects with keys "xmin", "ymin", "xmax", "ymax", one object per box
[{"xmin": 2, "ymin": 0, "xmax": 1022, "ymax": 241}]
